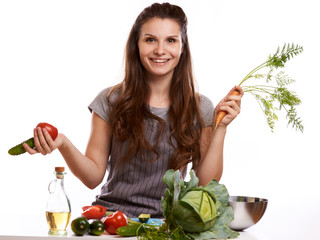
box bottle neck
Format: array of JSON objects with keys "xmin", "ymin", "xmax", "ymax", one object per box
[
  {"xmin": 47, "ymin": 170, "xmax": 71, "ymax": 214},
  {"xmin": 55, "ymin": 172, "xmax": 65, "ymax": 189},
  {"xmin": 56, "ymin": 172, "xmax": 64, "ymax": 180}
]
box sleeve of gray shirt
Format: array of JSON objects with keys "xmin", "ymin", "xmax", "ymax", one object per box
[
  {"xmin": 200, "ymin": 94, "xmax": 214, "ymax": 127},
  {"xmin": 88, "ymin": 87, "xmax": 113, "ymax": 123}
]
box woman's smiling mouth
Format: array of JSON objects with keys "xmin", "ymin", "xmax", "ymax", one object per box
[{"xmin": 150, "ymin": 58, "xmax": 170, "ymax": 63}]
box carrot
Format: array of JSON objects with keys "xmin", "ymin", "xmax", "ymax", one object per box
[
  {"xmin": 212, "ymin": 44, "xmax": 303, "ymax": 133},
  {"xmin": 214, "ymin": 90, "xmax": 240, "ymax": 130}
]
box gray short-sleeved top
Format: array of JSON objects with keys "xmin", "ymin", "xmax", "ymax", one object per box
[{"xmin": 88, "ymin": 87, "xmax": 214, "ymax": 218}]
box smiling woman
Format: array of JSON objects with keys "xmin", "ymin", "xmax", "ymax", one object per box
[
  {"xmin": 86, "ymin": 2, "xmax": 242, "ymax": 217},
  {"xmin": 6, "ymin": 2, "xmax": 242, "ymax": 219}
]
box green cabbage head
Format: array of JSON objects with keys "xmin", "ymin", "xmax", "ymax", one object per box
[{"xmin": 161, "ymin": 169, "xmax": 239, "ymax": 239}]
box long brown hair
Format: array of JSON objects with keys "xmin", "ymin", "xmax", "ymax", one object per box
[{"xmin": 108, "ymin": 2, "xmax": 203, "ymax": 170}]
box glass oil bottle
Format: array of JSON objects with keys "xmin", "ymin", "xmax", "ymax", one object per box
[{"xmin": 45, "ymin": 166, "xmax": 71, "ymax": 236}]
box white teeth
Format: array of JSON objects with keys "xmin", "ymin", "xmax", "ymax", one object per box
[{"xmin": 152, "ymin": 59, "xmax": 168, "ymax": 63}]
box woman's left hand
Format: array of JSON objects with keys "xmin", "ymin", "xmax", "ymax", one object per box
[{"xmin": 213, "ymin": 85, "xmax": 244, "ymax": 128}]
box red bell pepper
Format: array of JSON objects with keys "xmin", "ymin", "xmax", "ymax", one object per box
[{"xmin": 81, "ymin": 205, "xmax": 107, "ymax": 220}]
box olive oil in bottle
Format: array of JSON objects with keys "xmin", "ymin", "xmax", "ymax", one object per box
[
  {"xmin": 46, "ymin": 167, "xmax": 71, "ymax": 236},
  {"xmin": 46, "ymin": 211, "xmax": 71, "ymax": 234}
]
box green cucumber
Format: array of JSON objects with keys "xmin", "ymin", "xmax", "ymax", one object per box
[
  {"xmin": 8, "ymin": 137, "xmax": 35, "ymax": 155},
  {"xmin": 138, "ymin": 213, "xmax": 150, "ymax": 223},
  {"xmin": 89, "ymin": 220, "xmax": 105, "ymax": 236},
  {"xmin": 71, "ymin": 217, "xmax": 90, "ymax": 236}
]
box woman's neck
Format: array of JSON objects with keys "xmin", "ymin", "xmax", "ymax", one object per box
[{"xmin": 146, "ymin": 73, "xmax": 172, "ymax": 108}]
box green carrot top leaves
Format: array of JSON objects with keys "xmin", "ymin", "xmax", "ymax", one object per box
[
  {"xmin": 238, "ymin": 43, "xmax": 304, "ymax": 132},
  {"xmin": 267, "ymin": 43, "xmax": 304, "ymax": 69}
]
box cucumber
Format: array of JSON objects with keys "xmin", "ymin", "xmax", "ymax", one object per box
[
  {"xmin": 116, "ymin": 222, "xmax": 143, "ymax": 237},
  {"xmin": 71, "ymin": 217, "xmax": 90, "ymax": 236},
  {"xmin": 8, "ymin": 137, "xmax": 35, "ymax": 155},
  {"xmin": 88, "ymin": 220, "xmax": 105, "ymax": 236},
  {"xmin": 138, "ymin": 213, "xmax": 150, "ymax": 223}
]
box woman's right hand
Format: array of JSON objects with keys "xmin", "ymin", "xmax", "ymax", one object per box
[{"xmin": 23, "ymin": 127, "xmax": 65, "ymax": 155}]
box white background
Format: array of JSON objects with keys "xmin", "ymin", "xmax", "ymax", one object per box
[{"xmin": 0, "ymin": 0, "xmax": 319, "ymax": 239}]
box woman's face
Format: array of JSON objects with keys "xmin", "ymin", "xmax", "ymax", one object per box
[{"xmin": 138, "ymin": 17, "xmax": 183, "ymax": 80}]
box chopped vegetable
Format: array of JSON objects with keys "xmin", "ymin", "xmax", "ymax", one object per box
[
  {"xmin": 81, "ymin": 205, "xmax": 107, "ymax": 220},
  {"xmin": 8, "ymin": 122, "xmax": 58, "ymax": 155},
  {"xmin": 139, "ymin": 214, "xmax": 151, "ymax": 223}
]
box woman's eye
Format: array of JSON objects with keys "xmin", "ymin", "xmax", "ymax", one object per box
[
  {"xmin": 146, "ymin": 38, "xmax": 155, "ymax": 42},
  {"xmin": 168, "ymin": 38, "xmax": 176, "ymax": 43}
]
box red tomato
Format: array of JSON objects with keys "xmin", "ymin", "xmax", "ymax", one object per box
[
  {"xmin": 82, "ymin": 206, "xmax": 91, "ymax": 211},
  {"xmin": 102, "ymin": 211, "xmax": 128, "ymax": 234},
  {"xmin": 36, "ymin": 122, "xmax": 58, "ymax": 140},
  {"xmin": 81, "ymin": 205, "xmax": 107, "ymax": 220}
]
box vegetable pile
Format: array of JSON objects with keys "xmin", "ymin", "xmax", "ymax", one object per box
[
  {"xmin": 71, "ymin": 205, "xmax": 129, "ymax": 236},
  {"xmin": 117, "ymin": 170, "xmax": 238, "ymax": 239},
  {"xmin": 71, "ymin": 205, "xmax": 108, "ymax": 236},
  {"xmin": 215, "ymin": 43, "xmax": 304, "ymax": 132},
  {"xmin": 73, "ymin": 170, "xmax": 238, "ymax": 239}
]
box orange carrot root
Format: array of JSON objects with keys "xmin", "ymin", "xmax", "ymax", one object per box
[{"xmin": 214, "ymin": 90, "xmax": 240, "ymax": 130}]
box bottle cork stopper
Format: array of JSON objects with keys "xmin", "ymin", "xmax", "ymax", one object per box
[{"xmin": 55, "ymin": 167, "xmax": 65, "ymax": 172}]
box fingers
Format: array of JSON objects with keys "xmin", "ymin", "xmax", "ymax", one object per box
[
  {"xmin": 42, "ymin": 128, "xmax": 56, "ymax": 149},
  {"xmin": 214, "ymin": 86, "xmax": 244, "ymax": 128},
  {"xmin": 23, "ymin": 127, "xmax": 58, "ymax": 156},
  {"xmin": 218, "ymin": 97, "xmax": 241, "ymax": 126},
  {"xmin": 220, "ymin": 100, "xmax": 240, "ymax": 116},
  {"xmin": 234, "ymin": 85, "xmax": 244, "ymax": 96},
  {"xmin": 226, "ymin": 96, "xmax": 241, "ymax": 109},
  {"xmin": 225, "ymin": 86, "xmax": 243, "ymax": 109},
  {"xmin": 23, "ymin": 142, "xmax": 39, "ymax": 155},
  {"xmin": 33, "ymin": 127, "xmax": 55, "ymax": 155},
  {"xmin": 227, "ymin": 85, "xmax": 244, "ymax": 97},
  {"xmin": 225, "ymin": 86, "xmax": 244, "ymax": 106},
  {"xmin": 33, "ymin": 128, "xmax": 46, "ymax": 155}
]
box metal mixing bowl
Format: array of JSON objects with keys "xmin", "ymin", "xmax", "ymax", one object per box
[{"xmin": 228, "ymin": 196, "xmax": 268, "ymax": 231}]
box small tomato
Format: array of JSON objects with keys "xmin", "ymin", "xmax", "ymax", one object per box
[
  {"xmin": 36, "ymin": 122, "xmax": 58, "ymax": 140},
  {"xmin": 81, "ymin": 205, "xmax": 107, "ymax": 220},
  {"xmin": 102, "ymin": 211, "xmax": 128, "ymax": 234}
]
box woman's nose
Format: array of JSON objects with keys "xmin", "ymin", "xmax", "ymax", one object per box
[{"xmin": 154, "ymin": 42, "xmax": 166, "ymax": 55}]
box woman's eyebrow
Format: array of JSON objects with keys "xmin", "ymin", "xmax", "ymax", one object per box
[
  {"xmin": 143, "ymin": 33, "xmax": 155, "ymax": 37},
  {"xmin": 143, "ymin": 33, "xmax": 180, "ymax": 38}
]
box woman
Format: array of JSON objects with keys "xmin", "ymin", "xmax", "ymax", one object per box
[{"xmin": 24, "ymin": 3, "xmax": 243, "ymax": 218}]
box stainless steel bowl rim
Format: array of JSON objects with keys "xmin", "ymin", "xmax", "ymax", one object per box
[{"xmin": 229, "ymin": 195, "xmax": 268, "ymax": 203}]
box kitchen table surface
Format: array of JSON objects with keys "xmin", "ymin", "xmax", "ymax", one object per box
[
  {"xmin": 0, "ymin": 202, "xmax": 319, "ymax": 240},
  {"xmin": 0, "ymin": 213, "xmax": 261, "ymax": 240}
]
